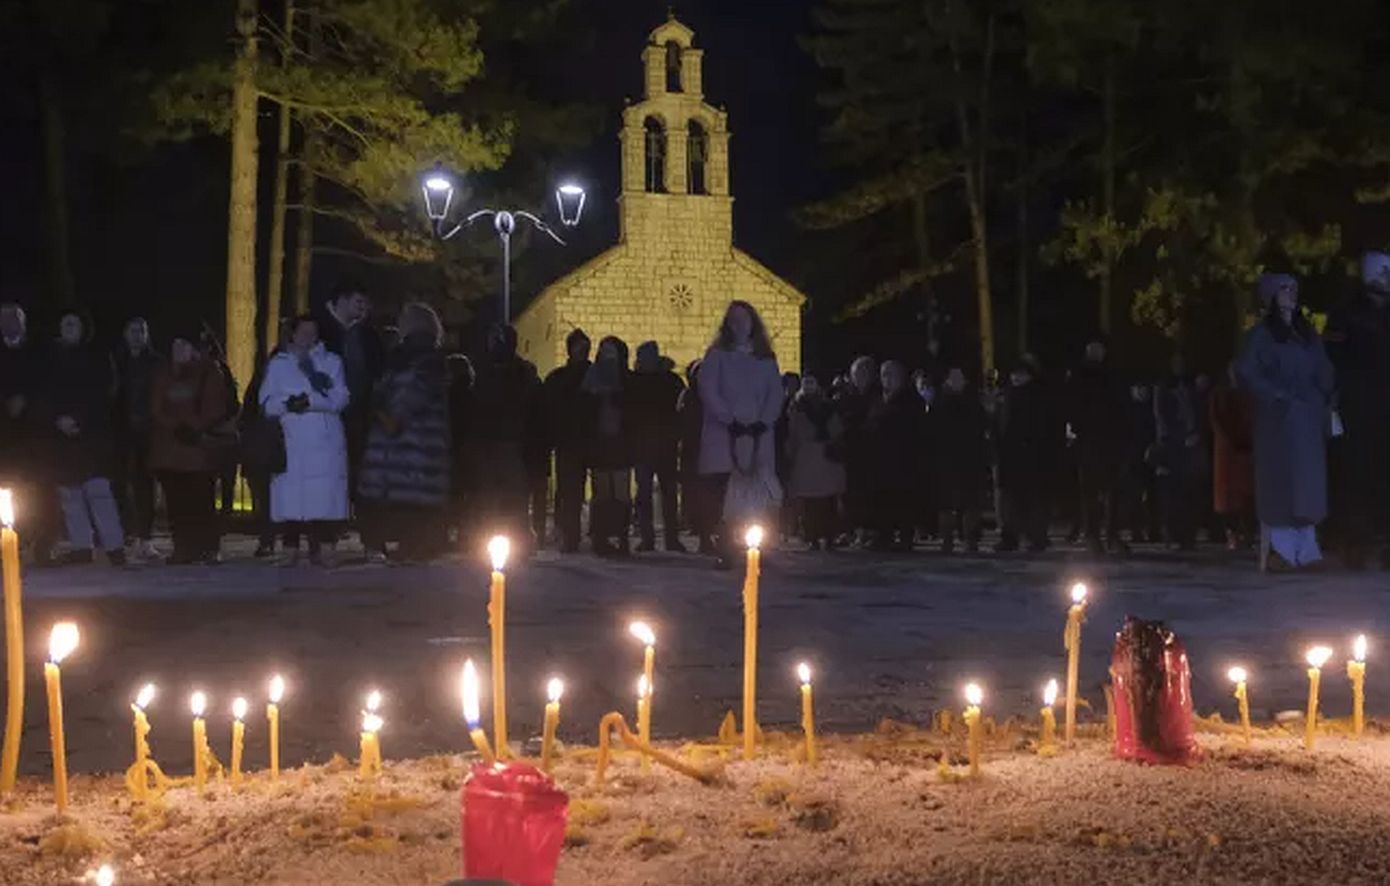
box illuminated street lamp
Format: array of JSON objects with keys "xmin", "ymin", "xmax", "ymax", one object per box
[{"xmin": 418, "ymin": 166, "xmax": 587, "ymax": 322}]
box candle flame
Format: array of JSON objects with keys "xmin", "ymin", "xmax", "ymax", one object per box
[
  {"xmin": 362, "ymin": 711, "xmax": 383, "ymax": 734},
  {"xmin": 48, "ymin": 622, "xmax": 79, "ymax": 664},
  {"xmin": 232, "ymin": 697, "xmax": 248, "ymax": 721},
  {"xmin": 1306, "ymin": 646, "xmax": 1333, "ymax": 669},
  {"xmin": 547, "ymin": 677, "xmax": 564, "ymax": 704},
  {"xmin": 629, "ymin": 621, "xmax": 656, "ymax": 647},
  {"xmin": 268, "ymin": 674, "xmax": 285, "ymax": 704},
  {"xmin": 1227, "ymin": 666, "xmax": 1248, "ymax": 684},
  {"xmin": 797, "ymin": 662, "xmax": 812, "ymax": 685},
  {"xmin": 462, "ymin": 660, "xmax": 481, "ymax": 726},
  {"xmin": 1070, "ymin": 582, "xmax": 1089, "ymax": 605},
  {"xmin": 487, "ymin": 535, "xmax": 510, "ymax": 571},
  {"xmin": 1043, "ymin": 678, "xmax": 1058, "ymax": 706},
  {"xmin": 0, "ymin": 488, "xmax": 13, "ymax": 528},
  {"xmin": 190, "ymin": 691, "xmax": 207, "ymax": 718},
  {"xmin": 134, "ymin": 683, "xmax": 155, "ymax": 710},
  {"xmin": 365, "ymin": 689, "xmax": 382, "ymax": 713},
  {"xmin": 93, "ymin": 864, "xmax": 115, "ymax": 886},
  {"xmin": 638, "ymin": 674, "xmax": 651, "ymax": 700},
  {"xmin": 964, "ymin": 682, "xmax": 984, "ymax": 707},
  {"xmin": 1354, "ymin": 634, "xmax": 1368, "ymax": 663},
  {"xmin": 744, "ymin": 525, "xmax": 764, "ymax": 549}
]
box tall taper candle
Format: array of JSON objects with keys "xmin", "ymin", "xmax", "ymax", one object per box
[
  {"xmin": 267, "ymin": 675, "xmax": 284, "ymax": 780},
  {"xmin": 1063, "ymin": 582, "xmax": 1088, "ymax": 745},
  {"xmin": 1305, "ymin": 646, "xmax": 1332, "ymax": 751},
  {"xmin": 742, "ymin": 525, "xmax": 764, "ymax": 760},
  {"xmin": 1348, "ymin": 635, "xmax": 1367, "ymax": 738},
  {"xmin": 45, "ymin": 622, "xmax": 78, "ymax": 813},
  {"xmin": 487, "ymin": 536, "xmax": 510, "ymax": 757},
  {"xmin": 1228, "ymin": 666, "xmax": 1251, "ymax": 746},
  {"xmin": 798, "ymin": 663, "xmax": 818, "ymax": 766},
  {"xmin": 0, "ymin": 489, "xmax": 24, "ymax": 794}
]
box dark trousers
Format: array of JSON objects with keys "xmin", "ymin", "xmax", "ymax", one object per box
[
  {"xmin": 799, "ymin": 496, "xmax": 838, "ymax": 545},
  {"xmin": 248, "ymin": 471, "xmax": 275, "ymax": 547},
  {"xmin": 635, "ymin": 454, "xmax": 680, "ymax": 546},
  {"xmin": 1000, "ymin": 486, "xmax": 1048, "ymax": 549},
  {"xmin": 1158, "ymin": 468, "xmax": 1198, "ymax": 546},
  {"xmin": 528, "ymin": 467, "xmax": 548, "ymax": 546},
  {"xmin": 1338, "ymin": 421, "xmax": 1390, "ymax": 554},
  {"xmin": 1078, "ymin": 459, "xmax": 1122, "ymax": 542},
  {"xmin": 279, "ymin": 520, "xmax": 335, "ymax": 552},
  {"xmin": 938, "ymin": 507, "xmax": 981, "ymax": 546},
  {"xmin": 684, "ymin": 472, "xmax": 716, "ymax": 545},
  {"xmin": 158, "ymin": 471, "xmax": 219, "ymax": 560},
  {"xmin": 360, "ymin": 504, "xmax": 446, "ymax": 560},
  {"xmin": 113, "ymin": 432, "xmax": 155, "ymax": 540},
  {"xmin": 589, "ymin": 468, "xmax": 631, "ymax": 544},
  {"xmin": 554, "ymin": 447, "xmax": 587, "ymax": 551},
  {"xmin": 872, "ymin": 488, "xmax": 916, "ymax": 548}
]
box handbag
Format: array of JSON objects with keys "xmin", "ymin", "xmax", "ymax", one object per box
[
  {"xmin": 722, "ymin": 426, "xmax": 783, "ymax": 530},
  {"xmin": 240, "ymin": 415, "xmax": 287, "ymax": 475}
]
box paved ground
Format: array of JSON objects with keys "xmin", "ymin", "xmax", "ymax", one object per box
[{"xmin": 7, "ymin": 538, "xmax": 1387, "ymax": 777}]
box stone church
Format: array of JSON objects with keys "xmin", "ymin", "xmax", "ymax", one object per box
[{"xmin": 515, "ymin": 16, "xmax": 805, "ymax": 374}]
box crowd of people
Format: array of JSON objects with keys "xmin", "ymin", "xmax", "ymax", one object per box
[{"xmin": 3, "ymin": 251, "xmax": 1390, "ymax": 574}]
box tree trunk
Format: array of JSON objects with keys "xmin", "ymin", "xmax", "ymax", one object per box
[
  {"xmin": 263, "ymin": 0, "xmax": 294, "ymax": 353},
  {"xmin": 39, "ymin": 73, "xmax": 76, "ymax": 308},
  {"xmin": 292, "ymin": 136, "xmax": 317, "ymax": 316},
  {"xmin": 950, "ymin": 12, "xmax": 997, "ymax": 374},
  {"xmin": 910, "ymin": 188, "xmax": 937, "ymax": 351},
  {"xmin": 1099, "ymin": 53, "xmax": 1117, "ymax": 335},
  {"xmin": 1016, "ymin": 107, "xmax": 1030, "ymax": 358},
  {"xmin": 225, "ymin": 0, "xmax": 260, "ymax": 389}
]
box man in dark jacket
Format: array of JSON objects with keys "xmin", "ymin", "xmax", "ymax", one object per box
[
  {"xmin": 1069, "ymin": 339, "xmax": 1131, "ymax": 554},
  {"xmin": 113, "ymin": 317, "xmax": 162, "ymax": 558},
  {"xmin": 470, "ymin": 324, "xmax": 541, "ymax": 551},
  {"xmin": 836, "ymin": 355, "xmax": 879, "ymax": 545},
  {"xmin": 1324, "ymin": 251, "xmax": 1390, "ymax": 568},
  {"xmin": 317, "ymin": 282, "xmax": 385, "ymax": 500},
  {"xmin": 542, "ymin": 329, "xmax": 592, "ymax": 553},
  {"xmin": 628, "ymin": 342, "xmax": 687, "ymax": 552},
  {"xmin": 866, "ymin": 360, "xmax": 926, "ymax": 551},
  {"xmin": 0, "ymin": 302, "xmax": 56, "ymax": 561},
  {"xmin": 928, "ymin": 367, "xmax": 988, "ymax": 553},
  {"xmin": 997, "ymin": 364, "xmax": 1051, "ymax": 552}
]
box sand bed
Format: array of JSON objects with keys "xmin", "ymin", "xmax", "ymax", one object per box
[{"xmin": 4, "ymin": 717, "xmax": 1390, "ymax": 885}]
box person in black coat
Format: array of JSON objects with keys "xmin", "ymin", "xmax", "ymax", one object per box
[
  {"xmin": 836, "ymin": 355, "xmax": 879, "ymax": 544},
  {"xmin": 46, "ymin": 311, "xmax": 126, "ymax": 565},
  {"xmin": 928, "ymin": 368, "xmax": 988, "ymax": 553},
  {"xmin": 1069, "ymin": 339, "xmax": 1132, "ymax": 554},
  {"xmin": 316, "ymin": 282, "xmax": 385, "ymax": 501},
  {"xmin": 541, "ymin": 328, "xmax": 593, "ymax": 553},
  {"xmin": 112, "ymin": 318, "xmax": 163, "ymax": 557},
  {"xmin": 469, "ymin": 324, "xmax": 542, "ymax": 552},
  {"xmin": 584, "ymin": 336, "xmax": 632, "ymax": 556},
  {"xmin": 997, "ymin": 364, "xmax": 1050, "ymax": 552},
  {"xmin": 0, "ymin": 302, "xmax": 58, "ymax": 562},
  {"xmin": 677, "ymin": 359, "xmax": 712, "ymax": 553},
  {"xmin": 866, "ymin": 360, "xmax": 926, "ymax": 551},
  {"xmin": 628, "ymin": 341, "xmax": 687, "ymax": 552},
  {"xmin": 1324, "ymin": 251, "xmax": 1390, "ymax": 568},
  {"xmin": 447, "ymin": 352, "xmax": 477, "ymax": 542}
]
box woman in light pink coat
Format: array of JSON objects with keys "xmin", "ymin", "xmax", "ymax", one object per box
[{"xmin": 697, "ymin": 300, "xmax": 784, "ymax": 565}]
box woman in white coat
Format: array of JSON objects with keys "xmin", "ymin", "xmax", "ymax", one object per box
[{"xmin": 259, "ymin": 315, "xmax": 350, "ymax": 564}]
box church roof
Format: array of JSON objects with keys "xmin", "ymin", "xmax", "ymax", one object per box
[{"xmin": 650, "ymin": 15, "xmax": 695, "ymax": 47}]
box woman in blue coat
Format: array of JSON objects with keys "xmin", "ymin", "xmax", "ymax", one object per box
[{"xmin": 1235, "ymin": 273, "xmax": 1335, "ymax": 570}]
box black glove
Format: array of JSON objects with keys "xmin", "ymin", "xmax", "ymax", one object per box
[
  {"xmin": 173, "ymin": 425, "xmax": 200, "ymax": 447},
  {"xmin": 286, "ymin": 394, "xmax": 310, "ymax": 414},
  {"xmin": 748, "ymin": 421, "xmax": 768, "ymax": 436},
  {"xmin": 730, "ymin": 421, "xmax": 748, "ymax": 437}
]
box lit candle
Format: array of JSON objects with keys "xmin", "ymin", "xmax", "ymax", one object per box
[
  {"xmin": 636, "ymin": 675, "xmax": 654, "ymax": 777},
  {"xmin": 461, "ymin": 660, "xmax": 496, "ymax": 765},
  {"xmin": 227, "ymin": 697, "xmax": 247, "ymax": 785},
  {"xmin": 267, "ymin": 674, "xmax": 284, "ymax": 780},
  {"xmin": 1305, "ymin": 646, "xmax": 1332, "ymax": 751},
  {"xmin": 963, "ymin": 682, "xmax": 984, "ymax": 778},
  {"xmin": 190, "ymin": 691, "xmax": 209, "ymax": 791},
  {"xmin": 359, "ymin": 690, "xmax": 383, "ymax": 779},
  {"xmin": 487, "ymin": 536, "xmax": 510, "ymax": 757},
  {"xmin": 45, "ymin": 622, "xmax": 78, "ymax": 813},
  {"xmin": 94, "ymin": 863, "xmax": 115, "ymax": 886},
  {"xmin": 742, "ymin": 525, "xmax": 763, "ymax": 760},
  {"xmin": 541, "ymin": 677, "xmax": 563, "ymax": 774},
  {"xmin": 1348, "ymin": 635, "xmax": 1367, "ymax": 738},
  {"xmin": 130, "ymin": 683, "xmax": 156, "ymax": 801},
  {"xmin": 1040, "ymin": 678, "xmax": 1058, "ymax": 754},
  {"xmin": 0, "ymin": 489, "xmax": 24, "ymax": 794},
  {"xmin": 1228, "ymin": 666, "xmax": 1251, "ymax": 746},
  {"xmin": 1063, "ymin": 582, "xmax": 1088, "ymax": 745},
  {"xmin": 630, "ymin": 621, "xmax": 656, "ymax": 775},
  {"xmin": 797, "ymin": 662, "xmax": 817, "ymax": 766}
]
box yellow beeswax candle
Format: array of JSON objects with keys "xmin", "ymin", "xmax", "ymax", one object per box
[
  {"xmin": 742, "ymin": 525, "xmax": 763, "ymax": 760},
  {"xmin": 130, "ymin": 683, "xmax": 155, "ymax": 801},
  {"xmin": 1228, "ymin": 666, "xmax": 1251, "ymax": 746},
  {"xmin": 190, "ymin": 691, "xmax": 209, "ymax": 791},
  {"xmin": 630, "ymin": 622, "xmax": 656, "ymax": 775},
  {"xmin": 487, "ymin": 536, "xmax": 510, "ymax": 758},
  {"xmin": 1040, "ymin": 678, "xmax": 1058, "ymax": 755},
  {"xmin": 230, "ymin": 698, "xmax": 247, "ymax": 785},
  {"xmin": 1063, "ymin": 582, "xmax": 1088, "ymax": 745},
  {"xmin": 1348, "ymin": 635, "xmax": 1367, "ymax": 738},
  {"xmin": 798, "ymin": 663, "xmax": 818, "ymax": 766},
  {"xmin": 461, "ymin": 660, "xmax": 496, "ymax": 764},
  {"xmin": 45, "ymin": 622, "xmax": 78, "ymax": 813},
  {"xmin": 541, "ymin": 677, "xmax": 562, "ymax": 774},
  {"xmin": 636, "ymin": 675, "xmax": 652, "ymax": 775},
  {"xmin": 359, "ymin": 690, "xmax": 382, "ymax": 779},
  {"xmin": 1305, "ymin": 646, "xmax": 1332, "ymax": 751},
  {"xmin": 0, "ymin": 490, "xmax": 24, "ymax": 795},
  {"xmin": 963, "ymin": 682, "xmax": 983, "ymax": 778},
  {"xmin": 267, "ymin": 675, "xmax": 284, "ymax": 780}
]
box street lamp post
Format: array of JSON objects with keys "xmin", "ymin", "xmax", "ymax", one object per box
[{"xmin": 420, "ymin": 167, "xmax": 586, "ymax": 323}]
